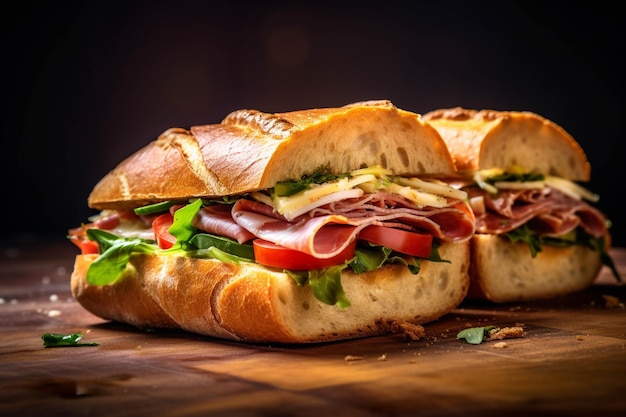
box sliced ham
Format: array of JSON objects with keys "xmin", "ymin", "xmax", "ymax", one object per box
[
  {"xmin": 188, "ymin": 189, "xmax": 475, "ymax": 259},
  {"xmin": 471, "ymin": 187, "xmax": 607, "ymax": 238},
  {"xmin": 192, "ymin": 204, "xmax": 256, "ymax": 243},
  {"xmin": 228, "ymin": 193, "xmax": 475, "ymax": 258}
]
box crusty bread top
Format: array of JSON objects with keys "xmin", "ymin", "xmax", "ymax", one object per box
[
  {"xmin": 89, "ymin": 100, "xmax": 456, "ymax": 210},
  {"xmin": 422, "ymin": 107, "xmax": 590, "ymax": 181}
]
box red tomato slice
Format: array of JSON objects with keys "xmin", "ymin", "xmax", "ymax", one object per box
[
  {"xmin": 253, "ymin": 239, "xmax": 356, "ymax": 270},
  {"xmin": 69, "ymin": 235, "xmax": 100, "ymax": 254},
  {"xmin": 152, "ymin": 213, "xmax": 176, "ymax": 249},
  {"xmin": 359, "ymin": 225, "xmax": 432, "ymax": 258}
]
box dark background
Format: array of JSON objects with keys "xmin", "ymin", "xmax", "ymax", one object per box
[{"xmin": 2, "ymin": 1, "xmax": 624, "ymax": 247}]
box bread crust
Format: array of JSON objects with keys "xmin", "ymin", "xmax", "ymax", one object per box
[
  {"xmin": 71, "ymin": 241, "xmax": 470, "ymax": 344},
  {"xmin": 467, "ymin": 235, "xmax": 602, "ymax": 303},
  {"xmin": 422, "ymin": 107, "xmax": 590, "ymax": 181},
  {"xmin": 89, "ymin": 100, "xmax": 456, "ymax": 211}
]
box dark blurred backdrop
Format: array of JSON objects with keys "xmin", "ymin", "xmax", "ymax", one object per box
[{"xmin": 2, "ymin": 1, "xmax": 624, "ymax": 247}]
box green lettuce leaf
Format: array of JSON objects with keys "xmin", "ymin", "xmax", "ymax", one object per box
[
  {"xmin": 42, "ymin": 332, "xmax": 99, "ymax": 348},
  {"xmin": 85, "ymin": 229, "xmax": 156, "ymax": 285},
  {"xmin": 457, "ymin": 326, "xmax": 496, "ymax": 344},
  {"xmin": 504, "ymin": 225, "xmax": 621, "ymax": 282}
]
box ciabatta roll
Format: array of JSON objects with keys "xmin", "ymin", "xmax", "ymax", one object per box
[
  {"xmin": 69, "ymin": 100, "xmax": 475, "ymax": 343},
  {"xmin": 423, "ymin": 107, "xmax": 617, "ymax": 303}
]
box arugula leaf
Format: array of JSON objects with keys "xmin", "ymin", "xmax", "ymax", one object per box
[
  {"xmin": 283, "ymin": 264, "xmax": 352, "ymax": 309},
  {"xmin": 504, "ymin": 225, "xmax": 543, "ymax": 257},
  {"xmin": 457, "ymin": 326, "xmax": 496, "ymax": 344},
  {"xmin": 349, "ymin": 246, "xmax": 391, "ymax": 274},
  {"xmin": 167, "ymin": 199, "xmax": 202, "ymax": 249},
  {"xmin": 86, "ymin": 229, "xmax": 157, "ymax": 285},
  {"xmin": 42, "ymin": 333, "xmax": 99, "ymax": 348},
  {"xmin": 349, "ymin": 241, "xmax": 448, "ymax": 275},
  {"xmin": 307, "ymin": 264, "xmax": 351, "ymax": 309}
]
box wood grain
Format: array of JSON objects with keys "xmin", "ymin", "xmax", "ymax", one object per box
[{"xmin": 1, "ymin": 241, "xmax": 624, "ymax": 416}]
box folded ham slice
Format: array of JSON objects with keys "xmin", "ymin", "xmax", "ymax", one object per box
[
  {"xmin": 470, "ymin": 187, "xmax": 607, "ymax": 238},
  {"xmin": 191, "ymin": 191, "xmax": 476, "ymax": 259}
]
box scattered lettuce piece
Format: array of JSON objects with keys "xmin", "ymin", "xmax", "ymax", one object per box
[
  {"xmin": 42, "ymin": 333, "xmax": 99, "ymax": 348},
  {"xmin": 456, "ymin": 326, "xmax": 496, "ymax": 345}
]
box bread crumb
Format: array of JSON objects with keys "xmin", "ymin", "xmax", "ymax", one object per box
[
  {"xmin": 47, "ymin": 310, "xmax": 62, "ymax": 317},
  {"xmin": 390, "ymin": 321, "xmax": 425, "ymax": 341},
  {"xmin": 344, "ymin": 355, "xmax": 364, "ymax": 362},
  {"xmin": 602, "ymin": 294, "xmax": 624, "ymax": 309},
  {"xmin": 492, "ymin": 342, "xmax": 507, "ymax": 349},
  {"xmin": 377, "ymin": 353, "xmax": 387, "ymax": 361},
  {"xmin": 485, "ymin": 326, "xmax": 525, "ymax": 341}
]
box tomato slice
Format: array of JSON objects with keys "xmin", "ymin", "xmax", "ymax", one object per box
[
  {"xmin": 152, "ymin": 213, "xmax": 176, "ymax": 249},
  {"xmin": 69, "ymin": 235, "xmax": 100, "ymax": 254},
  {"xmin": 253, "ymin": 239, "xmax": 356, "ymax": 270},
  {"xmin": 359, "ymin": 225, "xmax": 432, "ymax": 258}
]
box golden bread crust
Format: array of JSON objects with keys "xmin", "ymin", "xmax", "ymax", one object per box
[
  {"xmin": 89, "ymin": 100, "xmax": 456, "ymax": 211},
  {"xmin": 467, "ymin": 235, "xmax": 602, "ymax": 303},
  {"xmin": 71, "ymin": 241, "xmax": 470, "ymax": 344},
  {"xmin": 422, "ymin": 107, "xmax": 590, "ymax": 180}
]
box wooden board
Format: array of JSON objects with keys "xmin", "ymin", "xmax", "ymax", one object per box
[{"xmin": 1, "ymin": 240, "xmax": 625, "ymax": 416}]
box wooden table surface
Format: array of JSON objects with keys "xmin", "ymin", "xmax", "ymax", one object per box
[{"xmin": 1, "ymin": 239, "xmax": 625, "ymax": 417}]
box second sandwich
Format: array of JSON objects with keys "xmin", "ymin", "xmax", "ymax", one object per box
[{"xmin": 423, "ymin": 107, "xmax": 619, "ymax": 303}]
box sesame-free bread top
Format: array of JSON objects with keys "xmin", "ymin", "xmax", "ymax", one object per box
[
  {"xmin": 422, "ymin": 107, "xmax": 590, "ymax": 181},
  {"xmin": 89, "ymin": 100, "xmax": 456, "ymax": 211}
]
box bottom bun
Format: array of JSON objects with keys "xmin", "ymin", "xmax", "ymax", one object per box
[
  {"xmin": 467, "ymin": 234, "xmax": 603, "ymax": 303},
  {"xmin": 71, "ymin": 241, "xmax": 470, "ymax": 344}
]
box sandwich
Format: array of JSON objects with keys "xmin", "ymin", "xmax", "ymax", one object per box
[
  {"xmin": 422, "ymin": 107, "xmax": 619, "ymax": 303},
  {"xmin": 68, "ymin": 100, "xmax": 476, "ymax": 344}
]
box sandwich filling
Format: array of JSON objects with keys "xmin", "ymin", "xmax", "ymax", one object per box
[
  {"xmin": 465, "ymin": 166, "xmax": 619, "ymax": 280},
  {"xmin": 69, "ymin": 166, "xmax": 475, "ymax": 308}
]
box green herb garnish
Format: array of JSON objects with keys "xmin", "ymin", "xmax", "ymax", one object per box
[
  {"xmin": 273, "ymin": 170, "xmax": 350, "ymax": 197},
  {"xmin": 456, "ymin": 326, "xmax": 496, "ymax": 344},
  {"xmin": 42, "ymin": 333, "xmax": 99, "ymax": 348}
]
